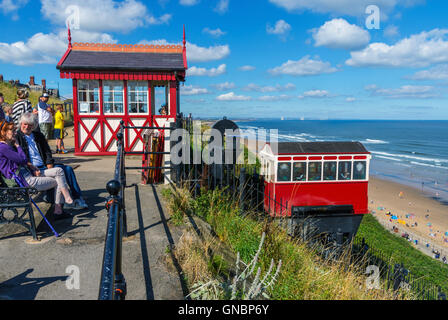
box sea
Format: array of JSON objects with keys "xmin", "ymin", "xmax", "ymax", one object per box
[{"xmin": 236, "ymin": 120, "xmax": 448, "ymax": 204}]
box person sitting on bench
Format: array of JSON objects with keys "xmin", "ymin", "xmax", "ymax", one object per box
[
  {"xmin": 15, "ymin": 113, "xmax": 88, "ymax": 210},
  {"xmin": 0, "ymin": 120, "xmax": 75, "ymax": 219}
]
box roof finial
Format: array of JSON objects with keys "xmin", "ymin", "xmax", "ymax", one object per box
[
  {"xmin": 68, "ymin": 25, "xmax": 72, "ymax": 49},
  {"xmin": 183, "ymin": 25, "xmax": 186, "ymax": 48}
]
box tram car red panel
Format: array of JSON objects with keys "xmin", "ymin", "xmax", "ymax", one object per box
[{"xmin": 260, "ymin": 141, "xmax": 371, "ymax": 243}]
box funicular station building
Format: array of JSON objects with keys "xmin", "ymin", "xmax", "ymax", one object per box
[{"xmin": 56, "ymin": 29, "xmax": 187, "ymax": 156}]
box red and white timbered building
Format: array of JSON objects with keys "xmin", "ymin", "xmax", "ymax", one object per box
[{"xmin": 56, "ymin": 28, "xmax": 187, "ymax": 156}]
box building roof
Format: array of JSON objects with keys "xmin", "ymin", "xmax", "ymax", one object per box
[
  {"xmin": 271, "ymin": 141, "xmax": 369, "ymax": 155},
  {"xmin": 57, "ymin": 43, "xmax": 186, "ymax": 72}
]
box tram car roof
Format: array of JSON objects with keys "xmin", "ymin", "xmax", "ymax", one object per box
[{"xmin": 263, "ymin": 141, "xmax": 370, "ymax": 155}]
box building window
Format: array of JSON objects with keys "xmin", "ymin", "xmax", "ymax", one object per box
[
  {"xmin": 353, "ymin": 161, "xmax": 367, "ymax": 180},
  {"xmin": 103, "ymin": 81, "xmax": 124, "ymax": 114},
  {"xmin": 308, "ymin": 162, "xmax": 322, "ymax": 181},
  {"xmin": 78, "ymin": 80, "xmax": 99, "ymax": 113},
  {"xmin": 128, "ymin": 81, "xmax": 148, "ymax": 114},
  {"xmin": 277, "ymin": 163, "xmax": 291, "ymax": 182},
  {"xmin": 323, "ymin": 162, "xmax": 337, "ymax": 181},
  {"xmin": 338, "ymin": 161, "xmax": 352, "ymax": 180},
  {"xmin": 153, "ymin": 85, "xmax": 168, "ymax": 115},
  {"xmin": 293, "ymin": 162, "xmax": 306, "ymax": 181}
]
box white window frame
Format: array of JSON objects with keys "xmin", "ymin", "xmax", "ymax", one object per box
[
  {"xmin": 77, "ymin": 80, "xmax": 100, "ymax": 114},
  {"xmin": 273, "ymin": 154, "xmax": 371, "ymax": 183},
  {"xmin": 152, "ymin": 83, "xmax": 169, "ymax": 116},
  {"xmin": 103, "ymin": 80, "xmax": 124, "ymax": 115},
  {"xmin": 128, "ymin": 81, "xmax": 149, "ymax": 115},
  {"xmin": 292, "ymin": 161, "xmax": 307, "ymax": 182}
]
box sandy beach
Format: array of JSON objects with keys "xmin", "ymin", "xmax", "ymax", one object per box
[{"xmin": 369, "ymin": 176, "xmax": 448, "ymax": 250}]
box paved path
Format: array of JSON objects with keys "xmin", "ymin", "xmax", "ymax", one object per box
[{"xmin": 0, "ymin": 153, "xmax": 185, "ymax": 300}]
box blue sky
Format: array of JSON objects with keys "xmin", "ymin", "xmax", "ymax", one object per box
[{"xmin": 1, "ymin": 0, "xmax": 448, "ymax": 119}]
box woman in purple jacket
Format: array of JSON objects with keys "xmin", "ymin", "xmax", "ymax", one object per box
[{"xmin": 0, "ymin": 120, "xmax": 74, "ymax": 219}]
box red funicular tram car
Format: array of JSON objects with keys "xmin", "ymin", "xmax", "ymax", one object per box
[{"xmin": 260, "ymin": 141, "xmax": 371, "ymax": 244}]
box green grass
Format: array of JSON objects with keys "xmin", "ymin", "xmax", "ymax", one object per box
[
  {"xmin": 0, "ymin": 82, "xmax": 65, "ymax": 106},
  {"xmin": 357, "ymin": 213, "xmax": 448, "ymax": 292},
  {"xmin": 164, "ymin": 186, "xmax": 401, "ymax": 300}
]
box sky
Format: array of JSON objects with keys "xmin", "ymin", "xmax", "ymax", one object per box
[{"xmin": 1, "ymin": 0, "xmax": 448, "ymax": 120}]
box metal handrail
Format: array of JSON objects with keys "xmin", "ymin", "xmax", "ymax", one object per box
[{"xmin": 98, "ymin": 124, "xmax": 127, "ymax": 300}]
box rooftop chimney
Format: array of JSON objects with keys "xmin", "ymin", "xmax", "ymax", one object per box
[
  {"xmin": 42, "ymin": 79, "xmax": 46, "ymax": 89},
  {"xmin": 29, "ymin": 76, "xmax": 35, "ymax": 86}
]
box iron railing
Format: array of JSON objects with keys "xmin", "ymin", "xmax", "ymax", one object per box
[
  {"xmin": 98, "ymin": 119, "xmax": 175, "ymax": 299},
  {"xmin": 98, "ymin": 127, "xmax": 127, "ymax": 300}
]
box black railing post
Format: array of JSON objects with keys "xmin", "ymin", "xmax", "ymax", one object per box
[
  {"xmin": 99, "ymin": 179, "xmax": 126, "ymax": 300},
  {"xmin": 239, "ymin": 167, "xmax": 246, "ymax": 215},
  {"xmin": 438, "ymin": 287, "xmax": 446, "ymax": 300},
  {"xmin": 117, "ymin": 125, "xmax": 127, "ymax": 237}
]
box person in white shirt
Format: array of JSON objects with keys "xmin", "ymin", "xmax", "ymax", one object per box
[{"xmin": 36, "ymin": 93, "xmax": 54, "ymax": 140}]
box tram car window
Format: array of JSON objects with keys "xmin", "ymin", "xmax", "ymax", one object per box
[
  {"xmin": 353, "ymin": 161, "xmax": 367, "ymax": 180},
  {"xmin": 338, "ymin": 161, "xmax": 352, "ymax": 180},
  {"xmin": 323, "ymin": 162, "xmax": 337, "ymax": 181},
  {"xmin": 293, "ymin": 162, "xmax": 306, "ymax": 181},
  {"xmin": 308, "ymin": 162, "xmax": 322, "ymax": 181},
  {"xmin": 278, "ymin": 163, "xmax": 291, "ymax": 182}
]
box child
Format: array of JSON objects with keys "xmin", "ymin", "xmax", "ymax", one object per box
[
  {"xmin": 54, "ymin": 104, "xmax": 68, "ymax": 154},
  {"xmin": 3, "ymin": 105, "xmax": 12, "ymax": 122}
]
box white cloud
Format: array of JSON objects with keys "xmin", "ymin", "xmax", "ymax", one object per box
[
  {"xmin": 40, "ymin": 0, "xmax": 167, "ymax": 33},
  {"xmin": 216, "ymin": 92, "xmax": 251, "ymax": 101},
  {"xmin": 1, "ymin": 0, "xmax": 28, "ymax": 19},
  {"xmin": 346, "ymin": 29, "xmax": 448, "ymax": 68},
  {"xmin": 0, "ymin": 29, "xmax": 117, "ymax": 66},
  {"xmin": 180, "ymin": 85, "xmax": 209, "ymax": 95},
  {"xmin": 268, "ymin": 0, "xmax": 424, "ymax": 17},
  {"xmin": 139, "ymin": 40, "xmax": 230, "ymax": 62},
  {"xmin": 269, "ymin": 55, "xmax": 338, "ymax": 76},
  {"xmin": 203, "ymin": 27, "xmax": 226, "ymax": 38},
  {"xmin": 187, "ymin": 64, "xmax": 227, "ymax": 77},
  {"xmin": 243, "ymin": 83, "xmax": 296, "ymax": 93},
  {"xmin": 239, "ymin": 65, "xmax": 256, "ymax": 71},
  {"xmin": 384, "ymin": 25, "xmax": 399, "ymax": 38},
  {"xmin": 179, "ymin": 0, "xmax": 200, "ymax": 6},
  {"xmin": 409, "ymin": 64, "xmax": 448, "ymax": 81},
  {"xmin": 258, "ymin": 95, "xmax": 293, "ymax": 101},
  {"xmin": 187, "ymin": 42, "xmax": 230, "ymax": 62},
  {"xmin": 211, "ymin": 82, "xmax": 236, "ymax": 90},
  {"xmin": 312, "ymin": 18, "xmax": 370, "ymax": 50},
  {"xmin": 214, "ymin": 0, "xmax": 229, "ymax": 14},
  {"xmin": 346, "ymin": 97, "xmax": 356, "ymax": 102},
  {"xmin": 365, "ymin": 84, "xmax": 438, "ymax": 99},
  {"xmin": 266, "ymin": 20, "xmax": 291, "ymax": 35},
  {"xmin": 147, "ymin": 14, "xmax": 172, "ymax": 25},
  {"xmin": 299, "ymin": 90, "xmax": 330, "ymax": 98}
]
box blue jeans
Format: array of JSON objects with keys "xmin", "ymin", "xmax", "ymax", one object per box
[{"xmin": 39, "ymin": 164, "xmax": 82, "ymax": 201}]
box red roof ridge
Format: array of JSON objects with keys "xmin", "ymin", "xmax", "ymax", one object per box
[{"xmin": 72, "ymin": 42, "xmax": 183, "ymax": 54}]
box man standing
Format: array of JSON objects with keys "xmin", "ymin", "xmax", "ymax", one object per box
[{"xmin": 37, "ymin": 93, "xmax": 53, "ymax": 140}]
